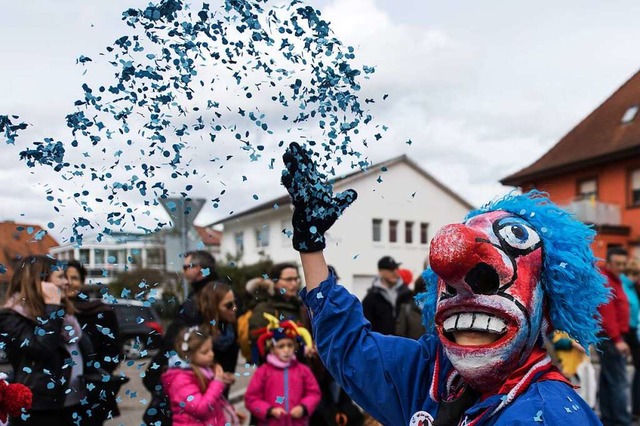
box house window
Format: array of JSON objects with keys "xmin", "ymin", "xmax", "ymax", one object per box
[
  {"xmin": 631, "ymin": 169, "xmax": 640, "ymax": 206},
  {"xmin": 420, "ymin": 223, "xmax": 429, "ymax": 245},
  {"xmin": 577, "ymin": 178, "xmax": 597, "ymax": 200},
  {"xmin": 255, "ymin": 225, "xmax": 270, "ymax": 248},
  {"xmin": 79, "ymin": 249, "xmax": 90, "ymax": 265},
  {"xmin": 94, "ymin": 249, "xmax": 105, "ymax": 265},
  {"xmin": 107, "ymin": 249, "xmax": 122, "ymax": 264},
  {"xmin": 234, "ymin": 232, "xmax": 244, "ymax": 253},
  {"xmin": 389, "ymin": 220, "xmax": 398, "ymax": 243},
  {"xmin": 128, "ymin": 249, "xmax": 142, "ymax": 265},
  {"xmin": 372, "ymin": 219, "xmax": 382, "ymax": 242},
  {"xmin": 405, "ymin": 221, "xmax": 414, "ymax": 244},
  {"xmin": 146, "ymin": 248, "xmax": 165, "ymax": 266}
]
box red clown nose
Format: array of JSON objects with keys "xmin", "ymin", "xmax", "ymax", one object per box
[{"xmin": 429, "ymin": 223, "xmax": 510, "ymax": 295}]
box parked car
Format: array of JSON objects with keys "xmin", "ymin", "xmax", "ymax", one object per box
[{"xmin": 105, "ymin": 299, "xmax": 164, "ymax": 360}]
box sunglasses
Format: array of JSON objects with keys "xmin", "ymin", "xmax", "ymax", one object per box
[
  {"xmin": 223, "ymin": 301, "xmax": 236, "ymax": 310},
  {"xmin": 182, "ymin": 263, "xmax": 200, "ymax": 271}
]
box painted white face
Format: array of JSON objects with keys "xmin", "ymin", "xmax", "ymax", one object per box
[{"xmin": 429, "ymin": 211, "xmax": 545, "ymax": 391}]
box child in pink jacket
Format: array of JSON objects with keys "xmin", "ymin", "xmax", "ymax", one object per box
[
  {"xmin": 245, "ymin": 318, "xmax": 321, "ymax": 425},
  {"xmin": 161, "ymin": 326, "xmax": 244, "ymax": 426}
]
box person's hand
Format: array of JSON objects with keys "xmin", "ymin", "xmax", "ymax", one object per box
[
  {"xmin": 269, "ymin": 407, "xmax": 286, "ymax": 419},
  {"xmin": 281, "ymin": 142, "xmax": 357, "ymax": 252},
  {"xmin": 41, "ymin": 281, "xmax": 62, "ymax": 305},
  {"xmin": 290, "ymin": 405, "xmax": 305, "ymax": 419},
  {"xmin": 616, "ymin": 340, "xmax": 631, "ymax": 357},
  {"xmin": 236, "ymin": 410, "xmax": 248, "ymax": 423},
  {"xmin": 213, "ymin": 364, "xmax": 225, "ymax": 381},
  {"xmin": 222, "ymin": 372, "xmax": 236, "ymax": 386},
  {"xmin": 304, "ymin": 344, "xmax": 317, "ymax": 358}
]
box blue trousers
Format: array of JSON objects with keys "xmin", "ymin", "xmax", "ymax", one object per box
[{"xmin": 599, "ymin": 339, "xmax": 632, "ymax": 426}]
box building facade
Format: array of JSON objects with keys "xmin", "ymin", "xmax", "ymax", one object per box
[
  {"xmin": 213, "ymin": 155, "xmax": 474, "ymax": 299},
  {"xmin": 50, "ymin": 233, "xmax": 167, "ymax": 285},
  {"xmin": 502, "ymin": 70, "xmax": 640, "ymax": 259}
]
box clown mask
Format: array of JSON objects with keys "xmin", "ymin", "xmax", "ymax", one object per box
[{"xmin": 429, "ymin": 210, "xmax": 545, "ymax": 392}]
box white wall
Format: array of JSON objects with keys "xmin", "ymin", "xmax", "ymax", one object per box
[
  {"xmin": 219, "ymin": 208, "xmax": 299, "ymax": 267},
  {"xmin": 218, "ymin": 160, "xmax": 473, "ymax": 299},
  {"xmin": 324, "ymin": 162, "xmax": 472, "ymax": 299}
]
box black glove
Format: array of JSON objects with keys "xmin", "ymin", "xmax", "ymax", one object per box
[{"xmin": 281, "ymin": 142, "xmax": 357, "ymax": 252}]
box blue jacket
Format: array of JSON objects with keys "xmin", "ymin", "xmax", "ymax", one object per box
[
  {"xmin": 300, "ymin": 273, "xmax": 601, "ymax": 425},
  {"xmin": 621, "ymin": 274, "xmax": 639, "ymax": 329}
]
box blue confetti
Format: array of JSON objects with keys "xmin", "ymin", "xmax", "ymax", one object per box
[{"xmin": 8, "ymin": 0, "xmax": 387, "ymax": 247}]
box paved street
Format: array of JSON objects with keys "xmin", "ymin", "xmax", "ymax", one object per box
[
  {"xmin": 103, "ymin": 355, "xmax": 640, "ymax": 426},
  {"xmin": 105, "ymin": 354, "xmax": 256, "ymax": 426},
  {"xmin": 1, "ymin": 352, "xmax": 636, "ymax": 425}
]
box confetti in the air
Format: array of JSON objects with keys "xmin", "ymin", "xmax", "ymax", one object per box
[{"xmin": 5, "ymin": 0, "xmax": 387, "ymax": 245}]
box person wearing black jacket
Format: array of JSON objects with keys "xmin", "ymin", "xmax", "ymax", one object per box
[
  {"xmin": 65, "ymin": 260, "xmax": 123, "ymax": 424},
  {"xmin": 0, "ymin": 255, "xmax": 102, "ymax": 426},
  {"xmin": 66, "ymin": 260, "xmax": 122, "ymax": 373},
  {"xmin": 362, "ymin": 256, "xmax": 412, "ymax": 335}
]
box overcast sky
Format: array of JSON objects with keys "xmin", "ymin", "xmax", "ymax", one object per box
[{"xmin": 2, "ymin": 0, "xmax": 640, "ymax": 242}]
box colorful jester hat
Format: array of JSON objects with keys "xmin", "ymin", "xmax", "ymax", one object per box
[{"xmin": 254, "ymin": 313, "xmax": 313, "ymax": 358}]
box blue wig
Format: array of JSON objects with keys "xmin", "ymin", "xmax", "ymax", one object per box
[{"xmin": 417, "ymin": 190, "xmax": 609, "ymax": 349}]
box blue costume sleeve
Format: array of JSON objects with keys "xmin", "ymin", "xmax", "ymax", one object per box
[{"xmin": 301, "ymin": 272, "xmax": 441, "ymax": 425}]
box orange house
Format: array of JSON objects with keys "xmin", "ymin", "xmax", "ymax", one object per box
[{"xmin": 502, "ymin": 70, "xmax": 640, "ymax": 260}]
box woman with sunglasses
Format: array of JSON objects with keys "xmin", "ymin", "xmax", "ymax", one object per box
[{"xmin": 197, "ymin": 281, "xmax": 241, "ymax": 395}]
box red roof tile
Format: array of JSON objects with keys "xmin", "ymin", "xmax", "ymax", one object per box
[
  {"xmin": 502, "ymin": 70, "xmax": 640, "ymax": 186},
  {"xmin": 0, "ymin": 221, "xmax": 59, "ymax": 284}
]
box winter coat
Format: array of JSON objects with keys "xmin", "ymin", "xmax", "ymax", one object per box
[
  {"xmin": 0, "ymin": 304, "xmax": 94, "ymax": 411},
  {"xmin": 395, "ymin": 299, "xmax": 426, "ymax": 340},
  {"xmin": 300, "ymin": 272, "xmax": 602, "ymax": 425},
  {"xmin": 598, "ymin": 267, "xmax": 630, "ymax": 343},
  {"xmin": 621, "ymin": 273, "xmax": 639, "ymax": 329},
  {"xmin": 162, "ymin": 365, "xmax": 239, "ymax": 426},
  {"xmin": 362, "ymin": 278, "xmax": 412, "ymax": 335},
  {"xmin": 72, "ymin": 298, "xmax": 122, "ymax": 373},
  {"xmin": 144, "ymin": 276, "xmax": 239, "ymax": 392},
  {"xmin": 245, "ymin": 355, "xmax": 321, "ymax": 426}
]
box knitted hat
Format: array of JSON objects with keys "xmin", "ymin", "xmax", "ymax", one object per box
[{"xmin": 253, "ymin": 313, "xmax": 312, "ymax": 357}]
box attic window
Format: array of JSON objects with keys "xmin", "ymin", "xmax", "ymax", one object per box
[{"xmin": 621, "ymin": 105, "xmax": 639, "ymax": 124}]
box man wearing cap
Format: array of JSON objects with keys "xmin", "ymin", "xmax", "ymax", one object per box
[{"xmin": 362, "ymin": 256, "xmax": 412, "ymax": 335}]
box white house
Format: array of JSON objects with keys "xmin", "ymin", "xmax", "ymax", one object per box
[
  {"xmin": 50, "ymin": 232, "xmax": 167, "ymax": 285},
  {"xmin": 211, "ymin": 155, "xmax": 474, "ymax": 299}
]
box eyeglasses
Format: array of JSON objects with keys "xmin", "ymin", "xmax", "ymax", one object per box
[
  {"xmin": 279, "ymin": 277, "xmax": 301, "ymax": 283},
  {"xmin": 222, "ymin": 301, "xmax": 236, "ymax": 310},
  {"xmin": 183, "ymin": 263, "xmax": 199, "ymax": 271}
]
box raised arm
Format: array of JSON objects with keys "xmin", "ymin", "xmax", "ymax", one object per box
[
  {"xmin": 280, "ymin": 142, "xmax": 356, "ymax": 292},
  {"xmin": 280, "ymin": 143, "xmax": 438, "ymax": 425}
]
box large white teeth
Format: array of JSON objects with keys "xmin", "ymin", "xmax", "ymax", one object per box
[{"xmin": 442, "ymin": 313, "xmax": 507, "ymax": 334}]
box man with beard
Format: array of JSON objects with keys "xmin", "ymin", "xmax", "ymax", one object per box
[{"xmin": 281, "ymin": 142, "xmax": 607, "ymax": 425}]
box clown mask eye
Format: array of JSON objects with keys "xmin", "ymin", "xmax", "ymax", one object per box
[{"xmin": 495, "ymin": 218, "xmax": 541, "ymax": 254}]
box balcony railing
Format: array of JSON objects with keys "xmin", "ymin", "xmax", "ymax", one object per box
[{"xmin": 561, "ymin": 199, "xmax": 621, "ymax": 226}]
